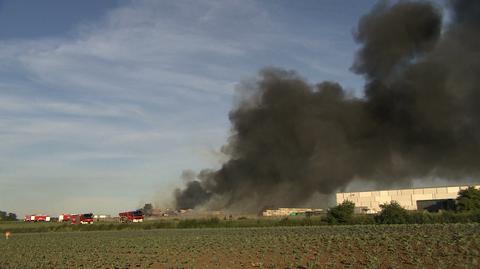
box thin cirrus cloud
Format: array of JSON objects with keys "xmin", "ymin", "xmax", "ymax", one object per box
[{"xmin": 0, "ymin": 0, "xmax": 368, "ymax": 216}]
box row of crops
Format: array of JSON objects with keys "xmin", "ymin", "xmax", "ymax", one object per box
[{"xmin": 1, "ymin": 224, "xmax": 479, "ymax": 268}]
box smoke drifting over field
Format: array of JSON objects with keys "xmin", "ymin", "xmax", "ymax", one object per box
[{"xmin": 174, "ymin": 0, "xmax": 480, "ymax": 212}]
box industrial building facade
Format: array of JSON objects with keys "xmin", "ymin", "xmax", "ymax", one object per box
[{"xmin": 336, "ymin": 185, "xmax": 480, "ymax": 213}]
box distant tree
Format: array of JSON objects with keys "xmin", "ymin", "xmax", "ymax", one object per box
[
  {"xmin": 7, "ymin": 213, "xmax": 17, "ymax": 221},
  {"xmin": 456, "ymin": 187, "xmax": 480, "ymax": 212},
  {"xmin": 375, "ymin": 201, "xmax": 408, "ymax": 224},
  {"xmin": 0, "ymin": 211, "xmax": 17, "ymax": 221},
  {"xmin": 143, "ymin": 203, "xmax": 153, "ymax": 216},
  {"xmin": 327, "ymin": 201, "xmax": 355, "ymax": 224}
]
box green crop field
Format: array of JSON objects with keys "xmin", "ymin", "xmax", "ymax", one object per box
[{"xmin": 1, "ymin": 224, "xmax": 479, "ymax": 268}]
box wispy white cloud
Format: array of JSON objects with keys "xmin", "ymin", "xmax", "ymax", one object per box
[{"xmin": 0, "ymin": 0, "xmax": 366, "ymax": 216}]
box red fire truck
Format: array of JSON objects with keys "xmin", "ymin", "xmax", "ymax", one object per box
[
  {"xmin": 119, "ymin": 210, "xmax": 144, "ymax": 223},
  {"xmin": 71, "ymin": 213, "xmax": 94, "ymax": 224},
  {"xmin": 24, "ymin": 215, "xmax": 51, "ymax": 222},
  {"xmin": 58, "ymin": 214, "xmax": 71, "ymax": 222}
]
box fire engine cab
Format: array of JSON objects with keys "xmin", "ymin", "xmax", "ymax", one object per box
[
  {"xmin": 119, "ymin": 210, "xmax": 144, "ymax": 223},
  {"xmin": 71, "ymin": 213, "xmax": 94, "ymax": 224}
]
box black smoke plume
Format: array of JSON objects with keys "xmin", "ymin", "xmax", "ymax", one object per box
[{"xmin": 174, "ymin": 0, "xmax": 480, "ymax": 212}]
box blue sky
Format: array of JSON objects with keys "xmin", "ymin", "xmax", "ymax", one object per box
[{"xmin": 0, "ymin": 0, "xmax": 379, "ymax": 217}]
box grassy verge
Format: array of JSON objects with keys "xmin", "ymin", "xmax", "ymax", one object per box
[
  {"xmin": 1, "ymin": 217, "xmax": 331, "ymax": 233},
  {"xmin": 1, "ymin": 210, "xmax": 480, "ymax": 234}
]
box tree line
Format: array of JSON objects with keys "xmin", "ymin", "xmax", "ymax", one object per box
[{"xmin": 0, "ymin": 211, "xmax": 17, "ymax": 221}]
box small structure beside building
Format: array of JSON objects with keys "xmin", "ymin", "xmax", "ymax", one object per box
[
  {"xmin": 262, "ymin": 208, "xmax": 323, "ymax": 217},
  {"xmin": 336, "ymin": 184, "xmax": 480, "ymax": 213}
]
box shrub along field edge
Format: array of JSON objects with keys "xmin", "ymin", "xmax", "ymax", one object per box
[{"xmin": 1, "ymin": 210, "xmax": 480, "ymax": 234}]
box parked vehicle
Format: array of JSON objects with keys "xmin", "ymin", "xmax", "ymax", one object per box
[
  {"xmin": 58, "ymin": 214, "xmax": 71, "ymax": 222},
  {"xmin": 23, "ymin": 215, "xmax": 50, "ymax": 222},
  {"xmin": 37, "ymin": 215, "xmax": 50, "ymax": 222},
  {"xmin": 71, "ymin": 213, "xmax": 94, "ymax": 224},
  {"xmin": 119, "ymin": 210, "xmax": 144, "ymax": 223}
]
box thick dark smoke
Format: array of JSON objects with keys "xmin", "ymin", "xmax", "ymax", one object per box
[{"xmin": 174, "ymin": 0, "xmax": 480, "ymax": 212}]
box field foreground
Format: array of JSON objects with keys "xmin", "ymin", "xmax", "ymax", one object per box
[{"xmin": 0, "ymin": 224, "xmax": 479, "ymax": 268}]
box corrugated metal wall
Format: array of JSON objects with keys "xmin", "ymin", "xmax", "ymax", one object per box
[{"xmin": 336, "ymin": 185, "xmax": 480, "ymax": 213}]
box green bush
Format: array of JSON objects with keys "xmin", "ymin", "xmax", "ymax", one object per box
[
  {"xmin": 375, "ymin": 201, "xmax": 408, "ymax": 224},
  {"xmin": 327, "ymin": 201, "xmax": 355, "ymax": 224},
  {"xmin": 154, "ymin": 220, "xmax": 176, "ymax": 229},
  {"xmin": 177, "ymin": 217, "xmax": 221, "ymax": 228},
  {"xmin": 457, "ymin": 186, "xmax": 480, "ymax": 212},
  {"xmin": 386, "ymin": 210, "xmax": 480, "ymax": 224},
  {"xmin": 350, "ymin": 214, "xmax": 375, "ymax": 225},
  {"xmin": 407, "ymin": 211, "xmax": 436, "ymax": 224},
  {"xmin": 276, "ymin": 217, "xmax": 293, "ymax": 226}
]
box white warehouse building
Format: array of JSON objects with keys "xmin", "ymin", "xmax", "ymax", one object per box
[{"xmin": 336, "ymin": 184, "xmax": 480, "ymax": 213}]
